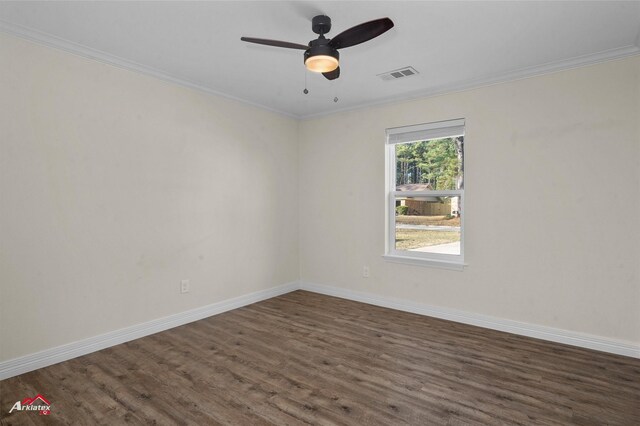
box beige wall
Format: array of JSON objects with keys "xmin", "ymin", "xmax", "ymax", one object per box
[
  {"xmin": 0, "ymin": 34, "xmax": 299, "ymax": 361},
  {"xmin": 1, "ymin": 32, "xmax": 638, "ymax": 363},
  {"xmin": 299, "ymin": 56, "xmax": 640, "ymax": 345}
]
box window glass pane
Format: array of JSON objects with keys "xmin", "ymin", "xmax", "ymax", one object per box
[
  {"xmin": 395, "ymin": 137, "xmax": 464, "ymax": 191},
  {"xmin": 394, "ymin": 196, "xmax": 461, "ymax": 255}
]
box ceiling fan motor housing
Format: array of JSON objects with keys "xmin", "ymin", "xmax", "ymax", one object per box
[{"xmin": 311, "ymin": 15, "xmax": 332, "ymax": 35}]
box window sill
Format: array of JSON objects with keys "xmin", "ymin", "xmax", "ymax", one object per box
[{"xmin": 382, "ymin": 254, "xmax": 466, "ymax": 271}]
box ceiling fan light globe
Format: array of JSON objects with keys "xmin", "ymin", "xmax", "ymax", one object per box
[{"xmin": 305, "ymin": 55, "xmax": 339, "ymax": 73}]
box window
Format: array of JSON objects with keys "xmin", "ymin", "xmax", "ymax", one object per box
[{"xmin": 384, "ymin": 119, "xmax": 465, "ymax": 270}]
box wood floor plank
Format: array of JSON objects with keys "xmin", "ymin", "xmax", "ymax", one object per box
[{"xmin": 1, "ymin": 290, "xmax": 639, "ymax": 425}]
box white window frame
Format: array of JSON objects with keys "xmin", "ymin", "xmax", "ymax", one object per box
[{"xmin": 384, "ymin": 118, "xmax": 466, "ymax": 271}]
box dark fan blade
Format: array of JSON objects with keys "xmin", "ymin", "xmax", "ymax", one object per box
[
  {"xmin": 322, "ymin": 66, "xmax": 340, "ymax": 80},
  {"xmin": 241, "ymin": 37, "xmax": 308, "ymax": 50},
  {"xmin": 329, "ymin": 18, "xmax": 394, "ymax": 49}
]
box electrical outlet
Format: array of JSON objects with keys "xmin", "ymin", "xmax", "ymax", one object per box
[
  {"xmin": 180, "ymin": 279, "xmax": 190, "ymax": 294},
  {"xmin": 363, "ymin": 266, "xmax": 370, "ymax": 278}
]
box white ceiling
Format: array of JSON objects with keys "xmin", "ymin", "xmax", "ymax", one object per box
[{"xmin": 1, "ymin": 1, "xmax": 639, "ymax": 118}]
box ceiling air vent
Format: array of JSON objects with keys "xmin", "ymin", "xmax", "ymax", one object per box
[{"xmin": 377, "ymin": 66, "xmax": 419, "ymax": 81}]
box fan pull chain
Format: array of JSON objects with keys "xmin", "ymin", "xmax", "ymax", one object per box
[{"xmin": 303, "ymin": 71, "xmax": 309, "ymax": 95}]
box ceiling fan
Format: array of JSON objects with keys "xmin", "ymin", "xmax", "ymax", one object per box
[{"xmin": 241, "ymin": 15, "xmax": 394, "ymax": 80}]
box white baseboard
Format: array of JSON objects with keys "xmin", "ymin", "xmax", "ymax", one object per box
[
  {"xmin": 0, "ymin": 281, "xmax": 299, "ymax": 380},
  {"xmin": 3, "ymin": 280, "xmax": 637, "ymax": 380},
  {"xmin": 299, "ymin": 281, "xmax": 640, "ymax": 359}
]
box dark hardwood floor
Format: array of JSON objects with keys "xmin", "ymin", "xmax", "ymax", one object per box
[{"xmin": 1, "ymin": 290, "xmax": 639, "ymax": 425}]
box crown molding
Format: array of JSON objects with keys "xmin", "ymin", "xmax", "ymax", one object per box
[
  {"xmin": 0, "ymin": 20, "xmax": 297, "ymax": 120},
  {"xmin": 1, "ymin": 19, "xmax": 639, "ymax": 121},
  {"xmin": 300, "ymin": 44, "xmax": 640, "ymax": 120}
]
